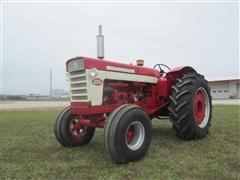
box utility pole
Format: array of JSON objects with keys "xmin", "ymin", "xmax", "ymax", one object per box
[{"xmin": 50, "ymin": 69, "xmax": 52, "ymax": 99}]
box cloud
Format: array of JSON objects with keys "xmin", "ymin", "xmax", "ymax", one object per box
[{"xmin": 2, "ymin": 2, "xmax": 238, "ymax": 94}]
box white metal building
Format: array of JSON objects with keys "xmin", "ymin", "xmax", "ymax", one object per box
[{"xmin": 208, "ymin": 78, "xmax": 240, "ymax": 99}]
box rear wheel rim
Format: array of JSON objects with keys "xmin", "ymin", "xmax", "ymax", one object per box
[
  {"xmin": 194, "ymin": 87, "xmax": 210, "ymax": 128},
  {"xmin": 125, "ymin": 121, "xmax": 145, "ymax": 151}
]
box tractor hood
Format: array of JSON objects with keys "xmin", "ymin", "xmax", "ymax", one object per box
[{"xmin": 66, "ymin": 56, "xmax": 160, "ymax": 77}]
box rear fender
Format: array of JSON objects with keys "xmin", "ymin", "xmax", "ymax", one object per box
[
  {"xmin": 168, "ymin": 66, "xmax": 197, "ymax": 75},
  {"xmin": 159, "ymin": 66, "xmax": 197, "ymax": 96}
]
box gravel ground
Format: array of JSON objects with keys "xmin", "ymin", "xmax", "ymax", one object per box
[
  {"xmin": 212, "ymin": 99, "xmax": 240, "ymax": 105},
  {"xmin": 1, "ymin": 99, "xmax": 239, "ymax": 111},
  {"xmin": 1, "ymin": 101, "xmax": 70, "ymax": 111}
]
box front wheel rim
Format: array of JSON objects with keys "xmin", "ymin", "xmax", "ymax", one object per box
[
  {"xmin": 125, "ymin": 121, "xmax": 145, "ymax": 151},
  {"xmin": 194, "ymin": 87, "xmax": 210, "ymax": 128},
  {"xmin": 69, "ymin": 117, "xmax": 87, "ymax": 138}
]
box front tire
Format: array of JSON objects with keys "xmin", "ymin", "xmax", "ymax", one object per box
[
  {"xmin": 54, "ymin": 106, "xmax": 95, "ymax": 147},
  {"xmin": 104, "ymin": 104, "xmax": 152, "ymax": 164},
  {"xmin": 168, "ymin": 73, "xmax": 212, "ymax": 139}
]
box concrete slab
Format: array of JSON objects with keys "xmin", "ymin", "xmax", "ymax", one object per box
[
  {"xmin": 1, "ymin": 99, "xmax": 239, "ymax": 111},
  {"xmin": 1, "ymin": 101, "xmax": 70, "ymax": 111},
  {"xmin": 212, "ymin": 99, "xmax": 240, "ymax": 105}
]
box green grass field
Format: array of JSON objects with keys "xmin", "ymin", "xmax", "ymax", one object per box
[{"xmin": 1, "ymin": 105, "xmax": 239, "ymax": 179}]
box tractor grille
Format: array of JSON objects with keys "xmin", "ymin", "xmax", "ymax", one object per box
[{"xmin": 69, "ymin": 69, "xmax": 88, "ymax": 101}]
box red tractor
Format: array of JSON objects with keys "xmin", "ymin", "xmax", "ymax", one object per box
[{"xmin": 54, "ymin": 26, "xmax": 212, "ymax": 164}]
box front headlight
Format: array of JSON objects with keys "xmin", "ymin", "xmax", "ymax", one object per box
[{"xmin": 89, "ymin": 68, "xmax": 98, "ymax": 77}]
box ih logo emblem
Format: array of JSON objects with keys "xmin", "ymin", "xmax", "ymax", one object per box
[{"xmin": 92, "ymin": 78, "xmax": 103, "ymax": 85}]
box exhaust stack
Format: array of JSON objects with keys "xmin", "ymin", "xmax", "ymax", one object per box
[{"xmin": 97, "ymin": 25, "xmax": 104, "ymax": 59}]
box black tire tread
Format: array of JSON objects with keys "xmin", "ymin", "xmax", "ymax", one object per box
[
  {"xmin": 169, "ymin": 73, "xmax": 213, "ymax": 140},
  {"xmin": 104, "ymin": 104, "xmax": 131, "ymax": 163},
  {"xmin": 54, "ymin": 106, "xmax": 71, "ymax": 146},
  {"xmin": 54, "ymin": 106, "xmax": 95, "ymax": 147},
  {"xmin": 104, "ymin": 104, "xmax": 152, "ymax": 164}
]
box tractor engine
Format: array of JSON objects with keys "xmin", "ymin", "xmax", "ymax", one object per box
[
  {"xmin": 103, "ymin": 81, "xmax": 151, "ymax": 105},
  {"xmin": 66, "ymin": 56, "xmax": 161, "ymax": 117}
]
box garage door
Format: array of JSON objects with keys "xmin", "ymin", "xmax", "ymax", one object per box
[{"xmin": 209, "ymin": 82, "xmax": 230, "ymax": 99}]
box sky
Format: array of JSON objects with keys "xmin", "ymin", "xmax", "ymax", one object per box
[{"xmin": 1, "ymin": 1, "xmax": 239, "ymax": 95}]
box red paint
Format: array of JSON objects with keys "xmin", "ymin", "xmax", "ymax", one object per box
[
  {"xmin": 67, "ymin": 56, "xmax": 197, "ymax": 129},
  {"xmin": 78, "ymin": 119, "xmax": 105, "ymax": 128},
  {"xmin": 66, "ymin": 56, "xmax": 160, "ymax": 77},
  {"xmin": 71, "ymin": 102, "xmax": 121, "ymax": 115},
  {"xmin": 126, "ymin": 126, "xmax": 135, "ymax": 144},
  {"xmin": 168, "ymin": 66, "xmax": 196, "ymax": 74},
  {"xmin": 194, "ymin": 91, "xmax": 206, "ymax": 124},
  {"xmin": 71, "ymin": 102, "xmax": 91, "ymax": 107},
  {"xmin": 157, "ymin": 78, "xmax": 169, "ymax": 96}
]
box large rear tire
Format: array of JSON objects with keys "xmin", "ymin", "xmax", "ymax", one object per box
[
  {"xmin": 104, "ymin": 104, "xmax": 152, "ymax": 164},
  {"xmin": 168, "ymin": 73, "xmax": 212, "ymax": 139},
  {"xmin": 54, "ymin": 106, "xmax": 95, "ymax": 147}
]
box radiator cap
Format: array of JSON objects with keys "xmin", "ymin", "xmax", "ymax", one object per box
[{"xmin": 136, "ymin": 59, "xmax": 144, "ymax": 66}]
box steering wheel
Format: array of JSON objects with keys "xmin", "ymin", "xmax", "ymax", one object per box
[{"xmin": 154, "ymin": 64, "xmax": 171, "ymax": 75}]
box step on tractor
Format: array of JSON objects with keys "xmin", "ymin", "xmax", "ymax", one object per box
[{"xmin": 54, "ymin": 25, "xmax": 212, "ymax": 164}]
